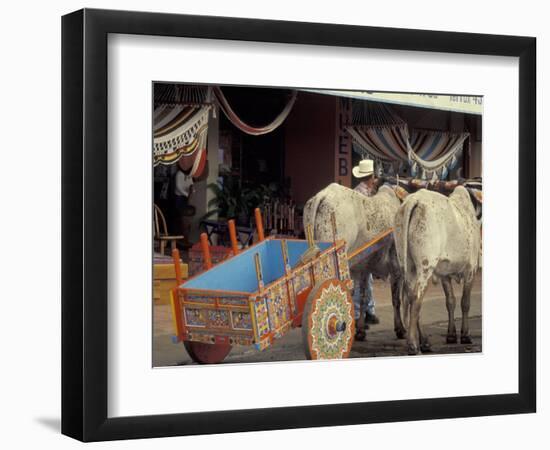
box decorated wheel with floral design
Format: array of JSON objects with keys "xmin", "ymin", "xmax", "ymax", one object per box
[
  {"xmin": 184, "ymin": 341, "xmax": 232, "ymax": 364},
  {"xmin": 301, "ymin": 279, "xmax": 355, "ymax": 360}
]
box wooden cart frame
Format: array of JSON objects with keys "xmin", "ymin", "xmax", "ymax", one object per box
[{"xmin": 169, "ymin": 209, "xmax": 394, "ymax": 363}]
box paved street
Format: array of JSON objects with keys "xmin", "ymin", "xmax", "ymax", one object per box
[{"xmin": 153, "ymin": 273, "xmax": 482, "ymax": 366}]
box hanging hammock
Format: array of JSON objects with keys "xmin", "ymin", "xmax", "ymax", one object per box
[
  {"xmin": 153, "ymin": 84, "xmax": 213, "ymax": 178},
  {"xmin": 346, "ymin": 101, "xmax": 469, "ymax": 179},
  {"xmin": 152, "ymin": 84, "xmax": 213, "ymax": 177},
  {"xmin": 153, "ymin": 104, "xmax": 211, "ymax": 177},
  {"xmin": 407, "ymin": 130, "xmax": 468, "ymax": 174},
  {"xmin": 214, "ymin": 86, "xmax": 297, "ymax": 136}
]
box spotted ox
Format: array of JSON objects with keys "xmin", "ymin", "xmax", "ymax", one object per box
[
  {"xmin": 303, "ymin": 183, "xmax": 407, "ymax": 339},
  {"xmin": 394, "ymin": 187, "xmax": 481, "ymax": 355}
]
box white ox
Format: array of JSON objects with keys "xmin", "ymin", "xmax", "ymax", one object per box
[
  {"xmin": 394, "ymin": 187, "xmax": 481, "ymax": 355},
  {"xmin": 303, "ymin": 183, "xmax": 406, "ymax": 338}
]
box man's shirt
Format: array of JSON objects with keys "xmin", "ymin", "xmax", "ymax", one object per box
[
  {"xmin": 174, "ymin": 171, "xmax": 193, "ymax": 197},
  {"xmin": 354, "ymin": 181, "xmax": 376, "ymax": 197}
]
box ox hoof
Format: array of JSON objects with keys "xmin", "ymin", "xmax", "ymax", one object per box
[
  {"xmin": 355, "ymin": 330, "xmax": 366, "ymax": 342},
  {"xmin": 395, "ymin": 327, "xmax": 407, "ymax": 340},
  {"xmin": 366, "ymin": 313, "xmax": 380, "ymax": 325},
  {"xmin": 446, "ymin": 335, "xmax": 458, "ymax": 344},
  {"xmin": 407, "ymin": 344, "xmax": 420, "ymax": 356},
  {"xmin": 461, "ymin": 335, "xmax": 473, "ymax": 344},
  {"xmin": 420, "ymin": 342, "xmax": 432, "ymax": 353}
]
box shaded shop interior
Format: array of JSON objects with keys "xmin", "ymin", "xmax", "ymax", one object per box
[{"xmin": 153, "ymin": 84, "xmax": 482, "ymax": 254}]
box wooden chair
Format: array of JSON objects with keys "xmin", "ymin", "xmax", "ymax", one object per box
[{"xmin": 154, "ymin": 204, "xmax": 184, "ymax": 255}]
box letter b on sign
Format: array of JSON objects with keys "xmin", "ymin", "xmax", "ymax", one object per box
[{"xmin": 339, "ymin": 158, "xmax": 348, "ymax": 176}]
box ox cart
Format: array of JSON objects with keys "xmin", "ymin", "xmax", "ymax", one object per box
[{"xmin": 169, "ymin": 209, "xmax": 393, "ymax": 363}]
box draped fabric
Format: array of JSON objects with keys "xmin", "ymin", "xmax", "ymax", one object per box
[
  {"xmin": 407, "ymin": 130, "xmax": 468, "ymax": 176},
  {"xmin": 347, "ymin": 125, "xmax": 409, "ymax": 162},
  {"xmin": 346, "ymin": 101, "xmax": 469, "ymax": 179},
  {"xmin": 214, "ymin": 87, "xmax": 297, "ymax": 136},
  {"xmin": 153, "ymin": 84, "xmax": 213, "ymax": 177},
  {"xmin": 153, "ymin": 104, "xmax": 210, "ymax": 178}
]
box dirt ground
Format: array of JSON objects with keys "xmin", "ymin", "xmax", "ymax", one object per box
[{"xmin": 153, "ymin": 272, "xmax": 482, "ymax": 366}]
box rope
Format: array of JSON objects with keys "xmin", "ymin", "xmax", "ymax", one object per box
[{"xmin": 154, "ymin": 84, "xmax": 210, "ymax": 106}]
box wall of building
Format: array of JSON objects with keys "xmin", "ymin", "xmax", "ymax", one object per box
[
  {"xmin": 397, "ymin": 105, "xmax": 450, "ymax": 130},
  {"xmin": 188, "ymin": 111, "xmax": 219, "ymax": 242},
  {"xmin": 284, "ymin": 93, "xmax": 336, "ymax": 206},
  {"xmin": 469, "ymin": 141, "xmax": 482, "ymax": 178},
  {"xmin": 469, "ymin": 114, "xmax": 483, "ymax": 178}
]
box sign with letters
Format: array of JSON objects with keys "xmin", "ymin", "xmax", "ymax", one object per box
[
  {"xmin": 306, "ymin": 89, "xmax": 483, "ymax": 115},
  {"xmin": 334, "ymin": 97, "xmax": 352, "ymax": 187}
]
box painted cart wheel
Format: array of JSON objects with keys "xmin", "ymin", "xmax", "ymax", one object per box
[
  {"xmin": 184, "ymin": 341, "xmax": 232, "ymax": 364},
  {"xmin": 301, "ymin": 279, "xmax": 355, "ymax": 360}
]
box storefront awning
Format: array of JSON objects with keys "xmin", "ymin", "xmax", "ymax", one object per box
[{"xmin": 300, "ymin": 89, "xmax": 483, "ymax": 115}]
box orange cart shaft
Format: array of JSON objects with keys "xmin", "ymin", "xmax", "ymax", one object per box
[
  {"xmin": 254, "ymin": 208, "xmax": 265, "ymax": 242},
  {"xmin": 172, "ymin": 248, "xmax": 183, "ymax": 286},
  {"xmin": 228, "ymin": 219, "xmax": 240, "ymax": 255},
  {"xmin": 200, "ymin": 232, "xmax": 212, "ymax": 270}
]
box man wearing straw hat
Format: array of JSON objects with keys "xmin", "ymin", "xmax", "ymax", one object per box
[{"xmin": 352, "ymin": 159, "xmax": 380, "ymax": 340}]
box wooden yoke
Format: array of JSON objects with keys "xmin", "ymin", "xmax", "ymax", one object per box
[
  {"xmin": 200, "ymin": 232, "xmax": 212, "ymax": 270},
  {"xmin": 171, "ymin": 248, "xmax": 183, "ymax": 286},
  {"xmin": 228, "ymin": 219, "xmax": 239, "ymax": 255},
  {"xmin": 254, "ymin": 208, "xmax": 265, "ymax": 242}
]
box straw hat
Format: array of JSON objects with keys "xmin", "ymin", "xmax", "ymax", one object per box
[{"xmin": 352, "ymin": 159, "xmax": 374, "ymax": 178}]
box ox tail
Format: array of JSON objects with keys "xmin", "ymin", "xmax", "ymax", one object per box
[
  {"xmin": 303, "ymin": 188, "xmax": 327, "ymax": 239},
  {"xmin": 398, "ymin": 197, "xmax": 419, "ymax": 280}
]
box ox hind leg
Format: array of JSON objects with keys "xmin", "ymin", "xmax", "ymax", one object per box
[
  {"xmin": 402, "ymin": 290, "xmax": 410, "ymax": 331},
  {"xmin": 402, "ymin": 286, "xmax": 430, "ymax": 352},
  {"xmin": 391, "ymin": 274, "xmax": 406, "ymax": 339},
  {"xmin": 405, "ymin": 278, "xmax": 430, "ymax": 355},
  {"xmin": 441, "ymin": 277, "xmax": 458, "ymax": 344},
  {"xmin": 389, "ymin": 247, "xmax": 406, "ymax": 339},
  {"xmin": 460, "ymin": 274, "xmax": 475, "ymax": 344},
  {"xmin": 417, "ymin": 313, "xmax": 431, "ymax": 353}
]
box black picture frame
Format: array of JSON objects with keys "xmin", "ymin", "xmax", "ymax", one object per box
[{"xmin": 62, "ymin": 8, "xmax": 536, "ymax": 442}]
